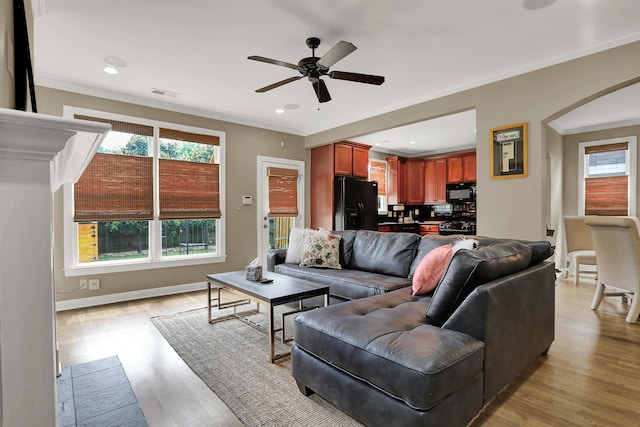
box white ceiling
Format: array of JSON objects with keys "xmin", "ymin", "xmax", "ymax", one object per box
[{"xmin": 34, "ymin": 0, "xmax": 640, "ymax": 156}]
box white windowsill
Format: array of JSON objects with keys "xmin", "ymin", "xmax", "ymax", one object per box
[{"xmin": 64, "ymin": 253, "xmax": 227, "ymax": 277}]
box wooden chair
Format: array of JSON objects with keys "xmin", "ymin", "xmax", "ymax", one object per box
[
  {"xmin": 563, "ymin": 216, "xmax": 597, "ymax": 285},
  {"xmin": 585, "ymin": 216, "xmax": 640, "ymax": 323}
]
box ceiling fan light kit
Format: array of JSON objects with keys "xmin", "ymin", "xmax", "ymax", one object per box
[{"xmin": 248, "ymin": 37, "xmax": 385, "ymax": 103}]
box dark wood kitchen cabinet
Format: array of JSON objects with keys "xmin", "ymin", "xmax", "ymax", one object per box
[
  {"xmin": 447, "ymin": 151, "xmax": 476, "ymax": 183},
  {"xmin": 420, "ymin": 224, "xmax": 441, "ymax": 236},
  {"xmin": 462, "ymin": 152, "xmax": 476, "ymax": 182},
  {"xmin": 311, "ymin": 144, "xmax": 334, "ymax": 229},
  {"xmin": 351, "ymin": 145, "xmax": 370, "ymax": 178},
  {"xmin": 424, "ymin": 158, "xmax": 447, "ymax": 203},
  {"xmin": 378, "ymin": 223, "xmax": 420, "ymax": 233},
  {"xmin": 334, "ymin": 141, "xmax": 370, "ymax": 178},
  {"xmin": 406, "ymin": 158, "xmax": 425, "ymax": 204},
  {"xmin": 386, "ymin": 155, "xmax": 407, "ymax": 204},
  {"xmin": 311, "ymin": 141, "xmax": 372, "ymax": 229}
]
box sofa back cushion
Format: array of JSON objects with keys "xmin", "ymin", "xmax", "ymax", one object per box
[
  {"xmin": 349, "ymin": 230, "xmax": 420, "ymax": 277},
  {"xmin": 332, "ymin": 230, "xmax": 357, "ymax": 266},
  {"xmin": 409, "ymin": 235, "xmax": 553, "ymax": 278},
  {"xmin": 426, "ymin": 241, "xmax": 532, "ymax": 326}
]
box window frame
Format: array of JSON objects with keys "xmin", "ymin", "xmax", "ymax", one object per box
[
  {"xmin": 369, "ymin": 159, "xmax": 388, "ymax": 214},
  {"xmin": 62, "ymin": 107, "xmax": 226, "ymax": 277},
  {"xmin": 578, "ymin": 136, "xmax": 637, "ymax": 216}
]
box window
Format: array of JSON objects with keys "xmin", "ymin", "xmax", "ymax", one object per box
[
  {"xmin": 578, "ymin": 137, "xmax": 636, "ymax": 217},
  {"xmin": 369, "ymin": 160, "xmax": 387, "ymax": 213},
  {"xmin": 63, "ymin": 108, "xmax": 225, "ymax": 276}
]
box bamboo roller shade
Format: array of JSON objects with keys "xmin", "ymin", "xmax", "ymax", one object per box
[
  {"xmin": 267, "ymin": 167, "xmax": 298, "ymax": 217},
  {"xmin": 74, "ymin": 153, "xmax": 154, "ymax": 222},
  {"xmin": 585, "ymin": 176, "xmax": 628, "ymax": 216},
  {"xmin": 74, "ymin": 115, "xmax": 221, "ymax": 222},
  {"xmin": 159, "ymin": 159, "xmax": 221, "ymax": 219}
]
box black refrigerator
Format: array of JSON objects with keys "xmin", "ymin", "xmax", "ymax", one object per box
[{"xmin": 334, "ymin": 177, "xmax": 378, "ymax": 231}]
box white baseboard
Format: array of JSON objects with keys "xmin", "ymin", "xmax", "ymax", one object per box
[{"xmin": 55, "ymin": 281, "xmax": 207, "ymax": 312}]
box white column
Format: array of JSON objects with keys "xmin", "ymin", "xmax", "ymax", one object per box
[{"xmin": 0, "ymin": 108, "xmax": 109, "ymax": 426}]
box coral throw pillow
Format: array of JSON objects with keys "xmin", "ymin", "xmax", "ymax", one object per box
[
  {"xmin": 412, "ymin": 244, "xmax": 453, "ymax": 296},
  {"xmin": 299, "ymin": 231, "xmax": 342, "ymax": 269}
]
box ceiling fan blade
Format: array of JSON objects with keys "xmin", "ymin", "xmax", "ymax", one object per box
[
  {"xmin": 312, "ymin": 79, "xmax": 331, "ymax": 103},
  {"xmin": 247, "ymin": 55, "xmax": 299, "ymax": 70},
  {"xmin": 256, "ymin": 76, "xmax": 302, "ymax": 93},
  {"xmin": 329, "ymin": 71, "xmax": 385, "ymax": 85},
  {"xmin": 317, "ymin": 41, "xmax": 357, "ymax": 68}
]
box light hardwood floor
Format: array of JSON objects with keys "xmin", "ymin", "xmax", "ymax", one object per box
[{"xmin": 57, "ymin": 276, "xmax": 640, "ymax": 426}]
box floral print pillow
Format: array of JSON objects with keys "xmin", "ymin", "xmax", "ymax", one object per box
[{"xmin": 299, "ymin": 231, "xmax": 342, "ymax": 269}]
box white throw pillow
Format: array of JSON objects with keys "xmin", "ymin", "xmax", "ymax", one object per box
[
  {"xmin": 285, "ymin": 228, "xmax": 330, "ymax": 264},
  {"xmin": 285, "ymin": 228, "xmax": 306, "ymax": 264}
]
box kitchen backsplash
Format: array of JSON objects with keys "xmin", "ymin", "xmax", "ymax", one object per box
[{"xmin": 385, "ymin": 202, "xmax": 475, "ymax": 223}]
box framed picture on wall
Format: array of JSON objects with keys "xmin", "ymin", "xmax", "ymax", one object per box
[{"xmin": 490, "ymin": 122, "xmax": 527, "ymax": 179}]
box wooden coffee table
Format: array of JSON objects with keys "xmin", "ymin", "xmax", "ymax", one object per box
[{"xmin": 206, "ymin": 271, "xmax": 329, "ymax": 363}]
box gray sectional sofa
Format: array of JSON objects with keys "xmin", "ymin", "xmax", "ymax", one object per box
[{"xmin": 266, "ymin": 230, "xmax": 556, "ymax": 427}]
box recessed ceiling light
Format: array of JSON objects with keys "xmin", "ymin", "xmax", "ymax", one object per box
[
  {"xmin": 103, "ymin": 56, "xmax": 127, "ymax": 75},
  {"xmin": 103, "ymin": 66, "xmax": 119, "ymax": 75},
  {"xmin": 275, "ymin": 109, "xmax": 285, "ymax": 114},
  {"xmin": 375, "ymin": 142, "xmax": 382, "ymax": 146},
  {"xmin": 409, "ymin": 140, "xmax": 417, "ymax": 144},
  {"xmin": 104, "ymin": 56, "xmax": 127, "ymax": 68}
]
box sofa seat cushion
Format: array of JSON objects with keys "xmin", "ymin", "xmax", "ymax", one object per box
[
  {"xmin": 294, "ymin": 287, "xmax": 485, "ymax": 411},
  {"xmin": 275, "ymin": 263, "xmax": 410, "ymax": 300}
]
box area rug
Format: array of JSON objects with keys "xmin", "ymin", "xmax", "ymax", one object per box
[
  {"xmin": 151, "ymin": 305, "xmax": 362, "ymax": 427},
  {"xmin": 57, "ymin": 355, "xmax": 147, "ymax": 427}
]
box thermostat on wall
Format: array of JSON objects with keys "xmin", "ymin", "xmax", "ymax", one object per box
[{"xmin": 242, "ymin": 195, "xmax": 253, "ymax": 205}]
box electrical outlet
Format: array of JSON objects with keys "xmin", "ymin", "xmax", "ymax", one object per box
[
  {"xmin": 88, "ymin": 279, "xmax": 100, "ymax": 290},
  {"xmin": 79, "ymin": 279, "xmax": 88, "ymax": 290}
]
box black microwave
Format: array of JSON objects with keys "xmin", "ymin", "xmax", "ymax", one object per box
[{"xmin": 446, "ymin": 182, "xmax": 476, "ymax": 203}]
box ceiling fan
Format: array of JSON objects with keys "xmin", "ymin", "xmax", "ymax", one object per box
[{"xmin": 248, "ymin": 37, "xmax": 385, "ymax": 103}]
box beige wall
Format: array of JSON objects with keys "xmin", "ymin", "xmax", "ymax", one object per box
[
  {"xmin": 0, "ymin": 0, "xmax": 14, "ymax": 108},
  {"xmin": 37, "ymin": 87, "xmax": 308, "ymax": 301},
  {"xmin": 306, "ymin": 41, "xmax": 640, "ymax": 241},
  {"xmin": 38, "ymin": 40, "xmax": 640, "ymax": 301}
]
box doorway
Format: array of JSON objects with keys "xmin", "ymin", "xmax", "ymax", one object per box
[{"xmin": 256, "ymin": 156, "xmax": 305, "ymax": 267}]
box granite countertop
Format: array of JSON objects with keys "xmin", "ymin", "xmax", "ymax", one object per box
[{"xmin": 378, "ymin": 220, "xmax": 446, "ymax": 226}]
